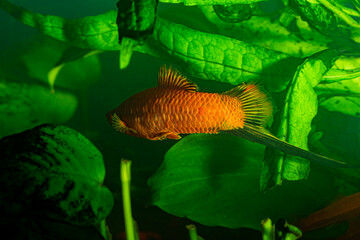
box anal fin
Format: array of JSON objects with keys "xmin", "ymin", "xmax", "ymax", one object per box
[{"xmin": 148, "ymin": 132, "xmax": 181, "ymax": 140}]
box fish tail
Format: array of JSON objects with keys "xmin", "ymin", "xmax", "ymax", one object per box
[
  {"xmin": 230, "ymin": 125, "xmax": 359, "ymax": 168},
  {"xmin": 224, "ymin": 82, "xmax": 358, "ymax": 168},
  {"xmin": 222, "ymin": 82, "xmax": 273, "ymax": 128}
]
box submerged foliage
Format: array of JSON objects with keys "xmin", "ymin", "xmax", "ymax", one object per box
[
  {"xmin": 1, "ymin": 0, "xmax": 360, "ymax": 237},
  {"xmin": 148, "ymin": 134, "xmax": 336, "ymax": 229}
]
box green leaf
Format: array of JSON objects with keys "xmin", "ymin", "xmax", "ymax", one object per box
[
  {"xmin": 316, "ymin": 55, "xmax": 360, "ymax": 117},
  {"xmin": 116, "ymin": 0, "xmax": 158, "ymax": 43},
  {"xmin": 116, "ymin": 0, "xmax": 159, "ymax": 69},
  {"xmin": 260, "ymin": 50, "xmax": 339, "ymax": 191},
  {"xmin": 148, "ymin": 134, "xmax": 336, "ymax": 230},
  {"xmin": 159, "ymin": 0, "xmax": 268, "ymax": 5},
  {"xmin": 289, "ymin": 0, "xmax": 351, "ymax": 41},
  {"xmin": 0, "ymin": 36, "xmax": 101, "ymax": 90},
  {"xmin": 0, "ymin": 80, "xmax": 77, "ymax": 139},
  {"xmin": 137, "ymin": 17, "xmax": 300, "ymax": 91},
  {"xmin": 316, "ymin": 79, "xmax": 360, "ymax": 118},
  {"xmin": 200, "ymin": 6, "xmax": 328, "ymax": 58},
  {"xmin": 50, "ymin": 50, "xmax": 101, "ymax": 90},
  {"xmin": 0, "ymin": 124, "xmax": 113, "ymax": 225},
  {"xmin": 0, "ymin": 0, "xmax": 120, "ymax": 51}
]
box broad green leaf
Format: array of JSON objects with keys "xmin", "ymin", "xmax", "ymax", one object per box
[
  {"xmin": 0, "ymin": 80, "xmax": 77, "ymax": 139},
  {"xmin": 260, "ymin": 50, "xmax": 339, "ymax": 191},
  {"xmin": 148, "ymin": 134, "xmax": 336, "ymax": 230},
  {"xmin": 0, "ymin": 0, "xmax": 299, "ymax": 91},
  {"xmin": 137, "ymin": 17, "xmax": 300, "ymax": 91},
  {"xmin": 200, "ymin": 6, "xmax": 328, "ymax": 58},
  {"xmin": 0, "ymin": 124, "xmax": 113, "ymax": 225},
  {"xmin": 159, "ymin": 0, "xmax": 268, "ymax": 5}
]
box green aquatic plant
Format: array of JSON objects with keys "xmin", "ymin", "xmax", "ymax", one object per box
[{"xmin": 1, "ymin": 0, "xmax": 360, "ymax": 238}]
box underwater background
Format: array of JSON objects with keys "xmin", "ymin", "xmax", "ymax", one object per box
[{"xmin": 1, "ymin": 0, "xmax": 360, "ymax": 239}]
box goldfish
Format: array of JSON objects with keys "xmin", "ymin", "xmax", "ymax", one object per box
[{"xmin": 106, "ymin": 66, "xmax": 358, "ymax": 168}]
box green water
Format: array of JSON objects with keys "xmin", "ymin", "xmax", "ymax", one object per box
[{"xmin": 1, "ymin": 0, "xmax": 360, "ymax": 239}]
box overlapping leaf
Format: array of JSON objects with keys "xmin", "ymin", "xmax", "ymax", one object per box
[
  {"xmin": 0, "ymin": 36, "xmax": 101, "ymax": 90},
  {"xmin": 260, "ymin": 50, "xmax": 339, "ymax": 191},
  {"xmin": 0, "ymin": 0, "xmax": 299, "ymax": 91},
  {"xmin": 289, "ymin": 0, "xmax": 352, "ymax": 43},
  {"xmin": 117, "ymin": 0, "xmax": 158, "ymax": 43},
  {"xmin": 213, "ymin": 4, "xmax": 254, "ymax": 23},
  {"xmin": 316, "ymin": 55, "xmax": 360, "ymax": 117}
]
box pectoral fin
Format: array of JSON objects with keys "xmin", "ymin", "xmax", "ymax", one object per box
[{"xmin": 112, "ymin": 113, "xmax": 137, "ymax": 134}]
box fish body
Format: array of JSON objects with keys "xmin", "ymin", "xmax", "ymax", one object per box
[
  {"xmin": 109, "ymin": 89, "xmax": 244, "ymax": 140},
  {"xmin": 107, "ymin": 66, "xmax": 357, "ymax": 168},
  {"xmin": 107, "ymin": 66, "xmax": 270, "ymax": 140}
]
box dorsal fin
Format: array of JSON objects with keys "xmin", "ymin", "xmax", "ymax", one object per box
[
  {"xmin": 158, "ymin": 65, "xmax": 198, "ymax": 92},
  {"xmin": 222, "ymin": 82, "xmax": 273, "ymax": 127}
]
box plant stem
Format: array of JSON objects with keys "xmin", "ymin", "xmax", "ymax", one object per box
[
  {"xmin": 121, "ymin": 159, "xmax": 135, "ymax": 240},
  {"xmin": 186, "ymin": 224, "xmax": 200, "ymax": 240},
  {"xmin": 100, "ymin": 219, "xmax": 111, "ymax": 240},
  {"xmin": 261, "ymin": 218, "xmax": 275, "ymax": 240}
]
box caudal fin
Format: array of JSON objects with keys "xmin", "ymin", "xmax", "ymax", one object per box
[
  {"xmin": 229, "ymin": 125, "xmax": 359, "ymax": 168},
  {"xmin": 222, "ymin": 82, "xmax": 273, "ymax": 128}
]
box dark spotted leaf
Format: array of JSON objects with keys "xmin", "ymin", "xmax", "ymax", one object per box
[
  {"xmin": 0, "ymin": 124, "xmax": 113, "ymax": 225},
  {"xmin": 116, "ymin": 0, "xmax": 159, "ymax": 43},
  {"xmin": 213, "ymin": 4, "xmax": 254, "ymax": 23},
  {"xmin": 289, "ymin": 0, "xmax": 354, "ymax": 48}
]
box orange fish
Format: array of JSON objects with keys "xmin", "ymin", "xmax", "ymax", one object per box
[{"xmin": 106, "ymin": 66, "xmax": 357, "ymax": 168}]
